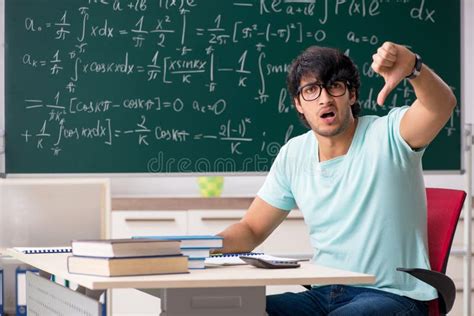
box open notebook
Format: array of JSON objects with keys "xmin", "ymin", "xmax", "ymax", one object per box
[
  {"xmin": 205, "ymin": 252, "xmax": 301, "ymax": 266},
  {"xmin": 13, "ymin": 247, "xmax": 72, "ymax": 254}
]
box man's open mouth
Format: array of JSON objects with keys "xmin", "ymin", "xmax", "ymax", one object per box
[{"xmin": 320, "ymin": 111, "xmax": 335, "ymax": 118}]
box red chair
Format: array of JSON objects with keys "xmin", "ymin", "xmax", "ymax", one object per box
[{"xmin": 398, "ymin": 188, "xmax": 467, "ymax": 316}]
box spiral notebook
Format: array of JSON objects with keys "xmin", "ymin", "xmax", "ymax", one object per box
[
  {"xmin": 205, "ymin": 252, "xmax": 300, "ymax": 266},
  {"xmin": 13, "ymin": 247, "xmax": 72, "ymax": 254}
]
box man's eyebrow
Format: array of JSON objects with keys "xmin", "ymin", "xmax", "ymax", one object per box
[{"xmin": 301, "ymin": 80, "xmax": 321, "ymax": 85}]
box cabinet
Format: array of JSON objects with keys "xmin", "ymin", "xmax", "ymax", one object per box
[
  {"xmin": 109, "ymin": 197, "xmax": 312, "ymax": 315},
  {"xmin": 111, "ymin": 211, "xmax": 187, "ymax": 237},
  {"xmin": 187, "ymin": 210, "xmax": 312, "ymax": 255},
  {"xmin": 447, "ymin": 215, "xmax": 474, "ymax": 316},
  {"xmin": 110, "ymin": 210, "xmax": 188, "ymax": 315}
]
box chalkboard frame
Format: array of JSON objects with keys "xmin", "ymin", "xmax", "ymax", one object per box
[{"xmin": 1, "ymin": 0, "xmax": 464, "ymax": 175}]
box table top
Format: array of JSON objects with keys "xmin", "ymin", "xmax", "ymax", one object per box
[
  {"xmin": 112, "ymin": 196, "xmax": 254, "ymax": 210},
  {"xmin": 6, "ymin": 249, "xmax": 375, "ymax": 290}
]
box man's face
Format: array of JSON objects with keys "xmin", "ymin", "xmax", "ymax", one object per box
[{"xmin": 294, "ymin": 77, "xmax": 356, "ymax": 138}]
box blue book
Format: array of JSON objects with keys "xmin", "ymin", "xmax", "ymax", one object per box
[
  {"xmin": 134, "ymin": 235, "xmax": 223, "ymax": 248},
  {"xmin": 101, "ymin": 291, "xmax": 107, "ymax": 316},
  {"xmin": 0, "ymin": 269, "xmax": 3, "ymax": 316},
  {"xmin": 181, "ymin": 247, "xmax": 211, "ymax": 258},
  {"xmin": 16, "ymin": 268, "xmax": 27, "ymax": 316},
  {"xmin": 188, "ymin": 257, "xmax": 206, "ymax": 269},
  {"xmin": 16, "ymin": 267, "xmax": 39, "ymax": 316}
]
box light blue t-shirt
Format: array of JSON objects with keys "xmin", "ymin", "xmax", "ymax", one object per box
[{"xmin": 258, "ymin": 106, "xmax": 437, "ymax": 301}]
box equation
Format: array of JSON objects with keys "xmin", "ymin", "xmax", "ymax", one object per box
[{"xmin": 5, "ymin": 0, "xmax": 461, "ymax": 172}]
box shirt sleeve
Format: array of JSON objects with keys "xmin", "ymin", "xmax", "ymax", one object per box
[
  {"xmin": 386, "ymin": 106, "xmax": 426, "ymax": 163},
  {"xmin": 257, "ymin": 144, "xmax": 296, "ymax": 211}
]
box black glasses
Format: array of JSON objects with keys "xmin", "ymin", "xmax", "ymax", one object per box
[{"xmin": 297, "ymin": 81, "xmax": 349, "ymax": 101}]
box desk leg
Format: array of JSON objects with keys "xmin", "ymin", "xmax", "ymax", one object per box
[{"xmin": 140, "ymin": 286, "xmax": 266, "ymax": 316}]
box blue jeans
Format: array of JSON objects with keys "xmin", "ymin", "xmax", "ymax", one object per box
[{"xmin": 266, "ymin": 285, "xmax": 428, "ymax": 316}]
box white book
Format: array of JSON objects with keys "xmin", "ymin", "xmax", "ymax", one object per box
[
  {"xmin": 181, "ymin": 248, "xmax": 210, "ymax": 258},
  {"xmin": 71, "ymin": 239, "xmax": 181, "ymax": 258},
  {"xmin": 134, "ymin": 235, "xmax": 223, "ymax": 248},
  {"xmin": 188, "ymin": 257, "xmax": 206, "ymax": 269}
]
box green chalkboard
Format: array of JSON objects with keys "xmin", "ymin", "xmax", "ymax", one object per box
[{"xmin": 5, "ymin": 0, "xmax": 461, "ymax": 173}]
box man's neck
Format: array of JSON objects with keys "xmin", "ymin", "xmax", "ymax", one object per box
[{"xmin": 316, "ymin": 118, "xmax": 358, "ymax": 162}]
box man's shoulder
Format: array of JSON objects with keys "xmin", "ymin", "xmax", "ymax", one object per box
[
  {"xmin": 273, "ymin": 130, "xmax": 313, "ymax": 167},
  {"xmin": 359, "ymin": 106, "xmax": 409, "ymax": 129},
  {"xmin": 359, "ymin": 113, "xmax": 384, "ymax": 123}
]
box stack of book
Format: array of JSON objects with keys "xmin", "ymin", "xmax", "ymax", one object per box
[
  {"xmin": 67, "ymin": 239, "xmax": 188, "ymax": 277},
  {"xmin": 134, "ymin": 235, "xmax": 223, "ymax": 269}
]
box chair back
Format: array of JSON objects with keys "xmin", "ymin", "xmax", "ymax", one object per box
[
  {"xmin": 426, "ymin": 188, "xmax": 466, "ymax": 274},
  {"xmin": 426, "ymin": 188, "xmax": 466, "ymax": 316}
]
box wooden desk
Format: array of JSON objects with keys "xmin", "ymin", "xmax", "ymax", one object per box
[{"xmin": 7, "ymin": 249, "xmax": 375, "ymax": 316}]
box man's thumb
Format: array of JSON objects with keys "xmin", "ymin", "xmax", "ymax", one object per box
[{"xmin": 377, "ymin": 83, "xmax": 392, "ymax": 106}]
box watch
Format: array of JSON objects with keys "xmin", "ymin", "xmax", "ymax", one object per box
[{"xmin": 406, "ymin": 53, "xmax": 422, "ymax": 79}]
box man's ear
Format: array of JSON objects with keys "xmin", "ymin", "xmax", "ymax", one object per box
[
  {"xmin": 349, "ymin": 89, "xmax": 357, "ymax": 105},
  {"xmin": 294, "ymin": 97, "xmax": 304, "ymax": 114}
]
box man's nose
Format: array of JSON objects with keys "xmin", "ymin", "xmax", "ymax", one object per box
[{"xmin": 318, "ymin": 87, "xmax": 334, "ymax": 105}]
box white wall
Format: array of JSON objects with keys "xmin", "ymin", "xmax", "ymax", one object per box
[
  {"xmin": 0, "ymin": 1, "xmax": 472, "ymax": 196},
  {"xmin": 0, "ymin": 180, "xmax": 105, "ymax": 247}
]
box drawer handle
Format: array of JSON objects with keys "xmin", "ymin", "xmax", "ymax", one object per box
[
  {"xmin": 201, "ymin": 217, "xmax": 304, "ymax": 221},
  {"xmin": 125, "ymin": 218, "xmax": 176, "ymax": 222},
  {"xmin": 201, "ymin": 217, "xmax": 242, "ymax": 221}
]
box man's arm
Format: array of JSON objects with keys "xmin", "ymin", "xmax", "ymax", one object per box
[
  {"xmin": 215, "ymin": 196, "xmax": 289, "ymax": 253},
  {"xmin": 372, "ymin": 42, "xmax": 456, "ymax": 149}
]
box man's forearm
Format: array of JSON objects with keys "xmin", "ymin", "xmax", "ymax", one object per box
[
  {"xmin": 372, "ymin": 43, "xmax": 457, "ymax": 149},
  {"xmin": 213, "ymin": 197, "xmax": 289, "ymax": 254},
  {"xmin": 216, "ymin": 221, "xmax": 262, "ymax": 254},
  {"xmin": 410, "ymin": 63, "xmax": 456, "ymax": 114}
]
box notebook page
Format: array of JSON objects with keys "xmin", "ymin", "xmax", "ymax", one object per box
[{"xmin": 205, "ymin": 253, "xmax": 299, "ymax": 266}]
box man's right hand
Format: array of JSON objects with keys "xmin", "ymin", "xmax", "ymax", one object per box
[{"xmin": 371, "ymin": 41, "xmax": 417, "ymax": 106}]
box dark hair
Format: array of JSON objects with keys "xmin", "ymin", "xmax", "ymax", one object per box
[{"xmin": 287, "ymin": 46, "xmax": 361, "ymax": 128}]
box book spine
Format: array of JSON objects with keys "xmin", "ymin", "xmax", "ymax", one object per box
[
  {"xmin": 101, "ymin": 292, "xmax": 107, "ymax": 316},
  {"xmin": 15, "ymin": 268, "xmax": 26, "ymax": 316},
  {"xmin": 0, "ymin": 269, "xmax": 3, "ymax": 316}
]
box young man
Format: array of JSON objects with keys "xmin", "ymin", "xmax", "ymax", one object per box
[{"xmin": 216, "ymin": 42, "xmax": 456, "ymax": 316}]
